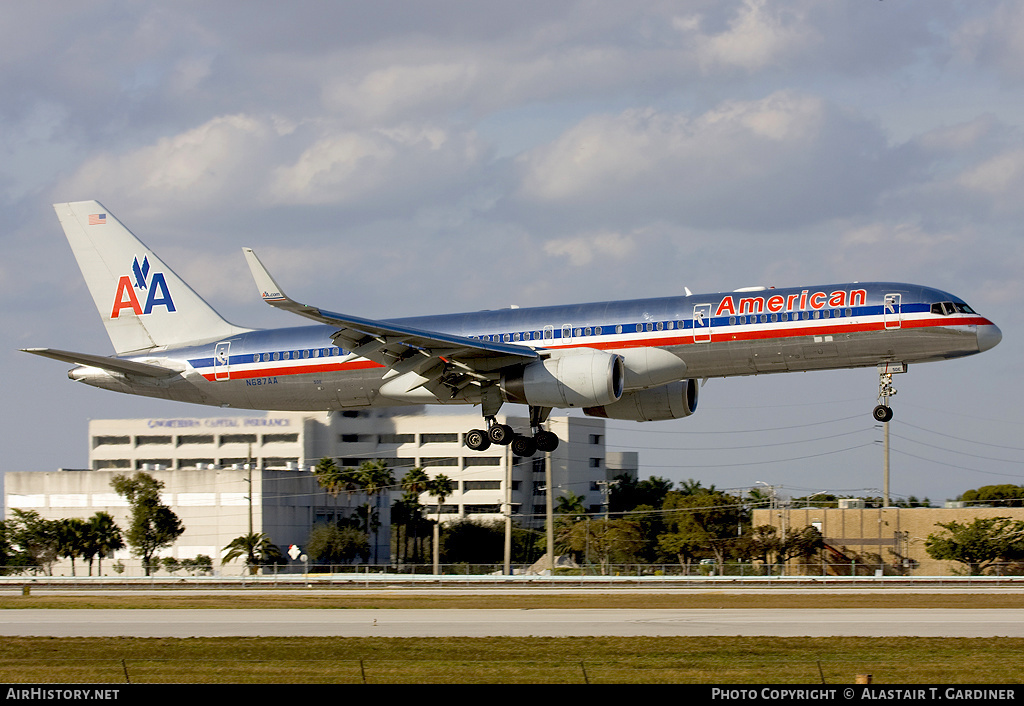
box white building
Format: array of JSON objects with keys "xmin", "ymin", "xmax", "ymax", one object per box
[{"xmin": 4, "ymin": 410, "xmax": 636, "ymax": 574}]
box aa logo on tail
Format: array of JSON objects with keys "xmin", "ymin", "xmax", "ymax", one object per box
[{"xmin": 111, "ymin": 256, "xmax": 176, "ymax": 318}]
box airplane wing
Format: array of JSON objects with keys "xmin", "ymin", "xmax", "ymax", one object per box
[
  {"xmin": 242, "ymin": 248, "xmax": 539, "ymax": 394},
  {"xmin": 22, "ymin": 348, "xmax": 182, "ymax": 377}
]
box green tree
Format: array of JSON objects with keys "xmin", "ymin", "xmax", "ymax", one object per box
[
  {"xmin": 960, "ymin": 485, "xmax": 1024, "ymax": 507},
  {"xmin": 110, "ymin": 472, "xmax": 185, "ymax": 575},
  {"xmin": 439, "ymin": 519, "xmax": 505, "ymax": 564},
  {"xmin": 83, "ymin": 511, "xmax": 124, "ymax": 576},
  {"xmin": 222, "ymin": 532, "xmax": 287, "ymax": 575},
  {"xmin": 6, "ymin": 509, "xmax": 60, "ymax": 574},
  {"xmin": 54, "ymin": 518, "xmax": 89, "ymax": 577},
  {"xmin": 660, "ymin": 490, "xmax": 745, "ymax": 570},
  {"xmin": 925, "ymin": 517, "xmax": 1024, "ymax": 575},
  {"xmin": 555, "ymin": 491, "xmax": 588, "ymax": 517},
  {"xmin": 736, "ymin": 524, "xmax": 784, "ymax": 573},
  {"xmin": 562, "ymin": 516, "xmax": 645, "ymax": 573},
  {"xmin": 608, "ymin": 475, "xmax": 674, "ymax": 513},
  {"xmin": 356, "ymin": 460, "xmax": 395, "ymax": 564},
  {"xmin": 306, "ymin": 524, "xmax": 369, "ymax": 567},
  {"xmin": 313, "ymin": 457, "xmax": 362, "ymax": 498},
  {"xmin": 396, "ymin": 468, "xmax": 430, "ymax": 563}
]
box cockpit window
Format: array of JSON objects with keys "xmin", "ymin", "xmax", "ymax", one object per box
[{"xmin": 931, "ymin": 301, "xmax": 976, "ymax": 316}]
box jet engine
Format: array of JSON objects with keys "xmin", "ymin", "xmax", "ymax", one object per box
[
  {"xmin": 583, "ymin": 378, "xmax": 698, "ymax": 421},
  {"xmin": 501, "ymin": 349, "xmax": 625, "ymax": 408}
]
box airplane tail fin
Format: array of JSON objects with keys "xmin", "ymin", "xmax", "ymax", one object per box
[{"xmin": 53, "ymin": 201, "xmax": 249, "ymax": 354}]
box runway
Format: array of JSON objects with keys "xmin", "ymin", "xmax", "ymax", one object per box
[{"xmin": 3, "ymin": 608, "xmax": 1024, "ymax": 638}]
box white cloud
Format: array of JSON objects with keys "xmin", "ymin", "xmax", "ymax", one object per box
[
  {"xmin": 685, "ymin": 0, "xmax": 820, "ymax": 73},
  {"xmin": 515, "ymin": 91, "xmax": 888, "ymax": 230},
  {"xmin": 56, "ymin": 114, "xmax": 273, "ymax": 209},
  {"xmin": 543, "ymin": 230, "xmax": 636, "ymax": 267}
]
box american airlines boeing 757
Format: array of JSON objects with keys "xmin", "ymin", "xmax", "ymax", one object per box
[{"xmin": 25, "ymin": 201, "xmax": 1001, "ymax": 457}]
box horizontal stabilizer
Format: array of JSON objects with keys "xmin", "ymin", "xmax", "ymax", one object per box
[{"xmin": 22, "ymin": 348, "xmax": 181, "ymax": 378}]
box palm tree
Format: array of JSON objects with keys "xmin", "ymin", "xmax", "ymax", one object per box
[
  {"xmin": 426, "ymin": 474, "xmax": 454, "ymax": 572},
  {"xmin": 399, "ymin": 468, "xmax": 430, "ymax": 563},
  {"xmin": 84, "ymin": 512, "xmax": 124, "ymax": 576},
  {"xmin": 54, "ymin": 518, "xmax": 87, "ymax": 576},
  {"xmin": 222, "ymin": 532, "xmax": 286, "ymax": 575},
  {"xmin": 356, "ymin": 460, "xmax": 396, "ymax": 564},
  {"xmin": 555, "ymin": 491, "xmax": 588, "ymax": 517}
]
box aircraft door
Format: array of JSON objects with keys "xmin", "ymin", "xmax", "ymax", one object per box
[
  {"xmin": 693, "ymin": 304, "xmax": 712, "ymax": 343},
  {"xmin": 214, "ymin": 342, "xmax": 231, "ymax": 381},
  {"xmin": 884, "ymin": 294, "xmax": 902, "ymax": 330}
]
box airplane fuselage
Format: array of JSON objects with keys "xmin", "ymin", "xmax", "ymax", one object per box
[{"xmin": 71, "ymin": 281, "xmax": 1000, "ymax": 417}]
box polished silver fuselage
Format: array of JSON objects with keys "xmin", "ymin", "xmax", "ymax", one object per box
[{"xmin": 70, "ymin": 281, "xmax": 1001, "ymax": 414}]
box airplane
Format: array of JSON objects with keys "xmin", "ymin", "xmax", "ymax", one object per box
[{"xmin": 24, "ymin": 201, "xmax": 1002, "ymax": 458}]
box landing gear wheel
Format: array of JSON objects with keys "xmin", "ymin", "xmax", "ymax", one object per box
[
  {"xmin": 534, "ymin": 430, "xmax": 559, "ymax": 453},
  {"xmin": 488, "ymin": 423, "xmax": 515, "ymax": 446},
  {"xmin": 510, "ymin": 434, "xmax": 537, "ymax": 457},
  {"xmin": 872, "ymin": 405, "xmax": 894, "ymax": 423},
  {"xmin": 465, "ymin": 428, "xmax": 491, "ymax": 451}
]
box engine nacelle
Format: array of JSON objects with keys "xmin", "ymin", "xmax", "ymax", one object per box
[
  {"xmin": 502, "ymin": 349, "xmax": 625, "ymax": 408},
  {"xmin": 583, "ymin": 379, "xmax": 699, "ymax": 422}
]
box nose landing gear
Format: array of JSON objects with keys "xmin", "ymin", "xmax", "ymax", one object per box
[{"xmin": 872, "ymin": 363, "xmax": 905, "ymax": 423}]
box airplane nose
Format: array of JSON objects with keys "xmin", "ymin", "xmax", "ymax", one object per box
[{"xmin": 977, "ymin": 323, "xmax": 1002, "ymax": 352}]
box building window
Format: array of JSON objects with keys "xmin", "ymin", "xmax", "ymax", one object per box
[
  {"xmin": 378, "ymin": 434, "xmax": 415, "ymax": 445},
  {"xmin": 263, "ymin": 434, "xmax": 299, "ymax": 444},
  {"xmin": 136, "ymin": 459, "xmax": 172, "ymax": 470},
  {"xmin": 177, "ymin": 435, "xmax": 214, "ymax": 446},
  {"xmin": 263, "ymin": 457, "xmax": 299, "ymax": 468},
  {"xmin": 421, "ymin": 433, "xmax": 459, "ymax": 444},
  {"xmin": 464, "ymin": 481, "xmax": 501, "ymax": 491},
  {"xmin": 589, "ymin": 434, "xmax": 603, "ymax": 445},
  {"xmin": 93, "ymin": 459, "xmax": 130, "ymax": 470},
  {"xmin": 178, "ymin": 459, "xmax": 216, "ymax": 469},
  {"xmin": 93, "ymin": 436, "xmax": 130, "ymax": 448},
  {"xmin": 420, "ymin": 457, "xmax": 458, "ymax": 467},
  {"xmin": 589, "ymin": 458, "xmax": 602, "ymax": 468},
  {"xmin": 136, "ymin": 435, "xmax": 172, "ymax": 446},
  {"xmin": 220, "ymin": 434, "xmax": 258, "ymax": 446},
  {"xmin": 464, "ymin": 504, "xmax": 501, "ymax": 514},
  {"xmin": 464, "ymin": 457, "xmax": 501, "ymax": 467}
]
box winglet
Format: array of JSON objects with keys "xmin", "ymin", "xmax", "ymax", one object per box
[
  {"xmin": 242, "ymin": 248, "xmax": 289, "ymax": 303},
  {"xmin": 242, "ymin": 247, "xmax": 323, "ymax": 321}
]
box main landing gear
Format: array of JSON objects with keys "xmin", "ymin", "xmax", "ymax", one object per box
[
  {"xmin": 464, "ymin": 406, "xmax": 559, "ymax": 456},
  {"xmin": 872, "ymin": 363, "xmax": 905, "ymax": 423}
]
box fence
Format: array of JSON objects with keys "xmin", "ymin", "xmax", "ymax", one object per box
[{"xmin": 4, "ymin": 560, "xmax": 1024, "ymax": 579}]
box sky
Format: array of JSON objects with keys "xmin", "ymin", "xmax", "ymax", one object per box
[{"xmin": 3, "ymin": 1, "xmax": 1024, "ymax": 506}]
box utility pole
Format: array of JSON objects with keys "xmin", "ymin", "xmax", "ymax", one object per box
[
  {"xmin": 883, "ymin": 419, "xmax": 891, "ymax": 507},
  {"xmin": 503, "ymin": 444, "xmax": 512, "ymax": 576},
  {"xmin": 545, "ymin": 450, "xmax": 554, "ymax": 574},
  {"xmin": 247, "ymin": 444, "xmax": 254, "ymax": 536}
]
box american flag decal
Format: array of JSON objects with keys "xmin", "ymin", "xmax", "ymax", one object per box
[{"xmin": 88, "ymin": 213, "xmax": 106, "ymax": 225}]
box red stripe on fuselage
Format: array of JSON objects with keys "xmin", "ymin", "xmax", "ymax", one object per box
[{"xmin": 197, "ymin": 315, "xmax": 988, "ymax": 381}]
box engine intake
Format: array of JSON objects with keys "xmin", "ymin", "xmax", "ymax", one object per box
[
  {"xmin": 502, "ymin": 349, "xmax": 625, "ymax": 408},
  {"xmin": 584, "ymin": 379, "xmax": 699, "ymax": 421}
]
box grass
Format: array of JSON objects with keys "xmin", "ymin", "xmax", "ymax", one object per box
[
  {"xmin": 0, "ymin": 636, "xmax": 1021, "ymax": 684},
  {"xmin": 1, "ymin": 589, "xmax": 1022, "ymax": 683}
]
